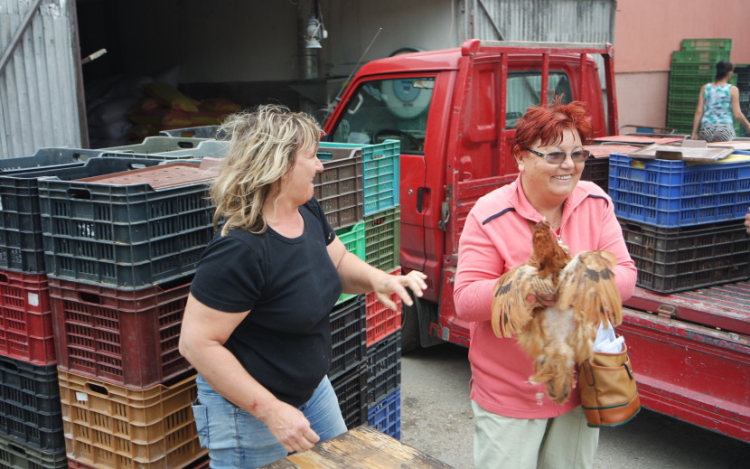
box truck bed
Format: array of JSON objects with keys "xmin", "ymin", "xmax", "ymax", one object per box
[{"xmin": 620, "ymin": 282, "xmax": 750, "ymax": 442}]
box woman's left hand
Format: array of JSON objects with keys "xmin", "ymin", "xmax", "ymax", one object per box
[{"xmin": 374, "ymin": 270, "xmax": 428, "ymax": 311}]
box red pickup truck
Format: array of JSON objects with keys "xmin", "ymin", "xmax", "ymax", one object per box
[{"xmin": 322, "ymin": 39, "xmax": 749, "ymax": 442}]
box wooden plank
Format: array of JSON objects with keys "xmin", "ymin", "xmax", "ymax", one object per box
[{"xmin": 262, "ymin": 426, "xmax": 456, "ymax": 469}]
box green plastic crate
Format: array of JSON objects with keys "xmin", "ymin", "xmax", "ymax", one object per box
[
  {"xmin": 364, "ymin": 206, "xmax": 401, "ymax": 272},
  {"xmin": 680, "ymin": 38, "xmax": 732, "ymax": 52},
  {"xmin": 672, "ymin": 50, "xmax": 730, "ymax": 64},
  {"xmin": 335, "ymin": 222, "xmax": 365, "ymax": 305},
  {"xmin": 670, "ymin": 63, "xmax": 716, "ymax": 76}
]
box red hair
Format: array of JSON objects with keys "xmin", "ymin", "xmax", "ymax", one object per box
[{"xmin": 512, "ymin": 100, "xmax": 594, "ymax": 159}]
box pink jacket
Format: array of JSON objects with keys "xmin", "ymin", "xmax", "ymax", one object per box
[{"xmin": 454, "ymin": 176, "xmax": 637, "ymax": 419}]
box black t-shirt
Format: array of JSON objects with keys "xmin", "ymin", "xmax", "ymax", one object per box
[{"xmin": 190, "ymin": 198, "xmax": 343, "ymax": 407}]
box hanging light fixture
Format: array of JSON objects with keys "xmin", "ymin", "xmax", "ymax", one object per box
[{"xmin": 305, "ymin": 13, "xmax": 327, "ymax": 49}]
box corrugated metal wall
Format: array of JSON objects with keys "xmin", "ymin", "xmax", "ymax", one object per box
[
  {"xmin": 462, "ymin": 0, "xmax": 614, "ymax": 44},
  {"xmin": 462, "ymin": 0, "xmax": 615, "ymax": 114},
  {"xmin": 0, "ymin": 0, "xmax": 82, "ymax": 159}
]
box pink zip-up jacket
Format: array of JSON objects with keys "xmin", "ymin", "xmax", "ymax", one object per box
[{"xmin": 454, "ymin": 176, "xmax": 637, "ymax": 419}]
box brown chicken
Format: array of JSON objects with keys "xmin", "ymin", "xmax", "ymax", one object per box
[{"xmin": 490, "ymin": 220, "xmax": 622, "ymax": 404}]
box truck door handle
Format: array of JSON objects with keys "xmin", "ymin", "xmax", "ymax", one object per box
[{"xmin": 417, "ymin": 187, "xmax": 424, "ymax": 213}]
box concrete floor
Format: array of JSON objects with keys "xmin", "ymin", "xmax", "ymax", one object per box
[{"xmin": 399, "ymin": 343, "xmax": 749, "ymax": 469}]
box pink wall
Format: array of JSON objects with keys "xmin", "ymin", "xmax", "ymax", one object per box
[
  {"xmin": 616, "ymin": 0, "xmax": 750, "ymax": 72},
  {"xmin": 614, "ymin": 0, "xmax": 750, "ymax": 129}
]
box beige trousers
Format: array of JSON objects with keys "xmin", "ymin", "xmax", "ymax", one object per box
[{"xmin": 471, "ymin": 401, "xmax": 599, "ymax": 469}]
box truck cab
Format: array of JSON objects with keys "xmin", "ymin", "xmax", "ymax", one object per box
[{"xmin": 323, "ymin": 39, "xmax": 618, "ymax": 349}]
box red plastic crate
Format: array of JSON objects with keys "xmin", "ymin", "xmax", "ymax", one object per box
[
  {"xmin": 49, "ymin": 276, "xmax": 194, "ymax": 389},
  {"xmin": 0, "ymin": 269, "xmax": 56, "ymax": 365},
  {"xmin": 365, "ymin": 267, "xmax": 402, "ymax": 346}
]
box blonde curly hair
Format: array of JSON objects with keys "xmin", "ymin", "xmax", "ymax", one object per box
[{"xmin": 211, "ymin": 104, "xmax": 321, "ymax": 235}]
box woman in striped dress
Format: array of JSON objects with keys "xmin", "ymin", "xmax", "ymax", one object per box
[{"xmin": 691, "ymin": 61, "xmax": 750, "ymax": 142}]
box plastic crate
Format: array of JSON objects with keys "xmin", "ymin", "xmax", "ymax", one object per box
[
  {"xmin": 364, "ymin": 206, "xmax": 400, "ymax": 272},
  {"xmin": 335, "ymin": 222, "xmax": 366, "ymax": 305},
  {"xmin": 0, "ymin": 356, "xmax": 64, "ymax": 452},
  {"xmin": 365, "ymin": 268, "xmax": 403, "ymax": 347},
  {"xmin": 320, "ymin": 140, "xmax": 400, "ymax": 215},
  {"xmin": 580, "ymin": 156, "xmax": 609, "ymax": 193},
  {"xmin": 38, "ymin": 163, "xmax": 216, "ymax": 290},
  {"xmin": 0, "ymin": 437, "xmax": 67, "ymax": 469},
  {"xmin": 0, "ymin": 148, "xmax": 103, "ymax": 174},
  {"xmin": 100, "ymin": 136, "xmax": 209, "ymax": 154},
  {"xmin": 329, "ymin": 295, "xmax": 366, "ymax": 381},
  {"xmin": 608, "ymin": 153, "xmax": 750, "ymax": 227},
  {"xmin": 620, "ymin": 219, "xmax": 750, "ymax": 293},
  {"xmin": 667, "ymin": 97, "xmax": 699, "ymax": 115},
  {"xmin": 671, "ymin": 50, "xmax": 730, "ymax": 64},
  {"xmin": 670, "ymin": 63, "xmax": 715, "ymax": 77},
  {"xmin": 331, "ymin": 364, "xmax": 368, "ymax": 430},
  {"xmin": 0, "ymin": 270, "xmax": 56, "ymax": 365},
  {"xmin": 680, "ymin": 38, "xmax": 732, "ymax": 52},
  {"xmin": 366, "ymin": 330, "xmax": 402, "ymax": 406},
  {"xmin": 0, "ymin": 158, "xmax": 168, "ymax": 274},
  {"xmin": 49, "ymin": 276, "xmax": 193, "ymax": 389},
  {"xmin": 154, "ymin": 140, "xmax": 228, "ymax": 159},
  {"xmin": 314, "ymin": 147, "xmax": 364, "ymax": 230},
  {"xmin": 159, "ymin": 126, "xmax": 223, "ymax": 139},
  {"xmin": 367, "ymin": 388, "xmax": 401, "ymax": 440},
  {"xmin": 59, "ymin": 370, "xmax": 206, "ymax": 469}
]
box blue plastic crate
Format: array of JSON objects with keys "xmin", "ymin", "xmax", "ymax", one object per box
[
  {"xmin": 320, "ymin": 140, "xmax": 400, "ymax": 215},
  {"xmin": 608, "ymin": 153, "xmax": 750, "ymax": 227},
  {"xmin": 367, "ymin": 388, "xmax": 401, "ymax": 440}
]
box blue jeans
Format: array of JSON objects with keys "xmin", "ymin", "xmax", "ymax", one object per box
[{"xmin": 192, "ymin": 374, "xmax": 347, "ymax": 469}]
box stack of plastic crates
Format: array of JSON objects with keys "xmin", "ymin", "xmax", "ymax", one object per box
[
  {"xmin": 0, "ymin": 149, "xmax": 165, "ymax": 469},
  {"xmin": 667, "ymin": 38, "xmax": 735, "ymax": 135},
  {"xmin": 317, "ymin": 141, "xmax": 404, "ymax": 438},
  {"xmin": 735, "ymin": 64, "xmax": 750, "ymax": 126},
  {"xmin": 609, "ymin": 152, "xmax": 750, "ymax": 293},
  {"xmin": 33, "ymin": 157, "xmax": 216, "ymax": 468}
]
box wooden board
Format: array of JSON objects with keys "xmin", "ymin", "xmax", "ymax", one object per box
[{"xmin": 262, "ymin": 426, "xmax": 456, "ymax": 469}]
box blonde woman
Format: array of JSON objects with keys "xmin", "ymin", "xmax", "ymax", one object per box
[{"xmin": 179, "ymin": 104, "xmax": 426, "ymax": 469}]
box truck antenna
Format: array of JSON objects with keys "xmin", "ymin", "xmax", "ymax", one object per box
[{"xmin": 331, "ymin": 27, "xmax": 383, "ymax": 108}]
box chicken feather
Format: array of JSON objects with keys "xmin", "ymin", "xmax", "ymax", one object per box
[{"xmin": 490, "ymin": 220, "xmax": 622, "ymax": 405}]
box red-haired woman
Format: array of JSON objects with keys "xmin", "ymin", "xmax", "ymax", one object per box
[{"xmin": 453, "ymin": 100, "xmax": 637, "ymax": 469}]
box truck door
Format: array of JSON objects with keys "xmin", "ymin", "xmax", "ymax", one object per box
[{"xmin": 325, "ymin": 75, "xmax": 438, "ymax": 290}]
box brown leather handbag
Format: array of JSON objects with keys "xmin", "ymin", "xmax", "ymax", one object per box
[{"xmin": 578, "ymin": 342, "xmax": 641, "ymax": 427}]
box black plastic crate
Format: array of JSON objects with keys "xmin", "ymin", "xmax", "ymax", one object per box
[
  {"xmin": 580, "ymin": 155, "xmax": 609, "ymax": 193},
  {"xmin": 329, "ymin": 295, "xmax": 366, "ymax": 381},
  {"xmin": 0, "ymin": 148, "xmax": 102, "ymax": 174},
  {"xmin": 620, "ymin": 219, "xmax": 750, "ymax": 293},
  {"xmin": 331, "ymin": 364, "xmax": 368, "ymax": 430},
  {"xmin": 0, "ymin": 356, "xmax": 64, "ymax": 452},
  {"xmin": 366, "ymin": 329, "xmax": 402, "ymax": 406},
  {"xmin": 38, "ymin": 163, "xmax": 216, "ymax": 289},
  {"xmin": 0, "ymin": 436, "xmax": 67, "ymax": 469},
  {"xmin": 0, "ymin": 158, "xmax": 167, "ymax": 274}
]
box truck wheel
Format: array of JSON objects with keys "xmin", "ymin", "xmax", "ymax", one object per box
[{"xmin": 401, "ymin": 293, "xmax": 421, "ymax": 354}]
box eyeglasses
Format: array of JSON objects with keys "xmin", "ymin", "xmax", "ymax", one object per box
[{"xmin": 525, "ymin": 147, "xmax": 591, "ymax": 164}]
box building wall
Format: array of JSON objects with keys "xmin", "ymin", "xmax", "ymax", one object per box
[{"xmin": 614, "ymin": 0, "xmax": 750, "ymax": 130}]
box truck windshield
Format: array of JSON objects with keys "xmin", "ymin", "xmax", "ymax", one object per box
[
  {"xmin": 506, "ymin": 71, "xmax": 572, "ymax": 127},
  {"xmin": 329, "ymin": 77, "xmax": 435, "ymax": 153}
]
